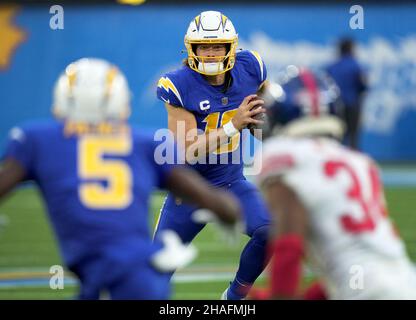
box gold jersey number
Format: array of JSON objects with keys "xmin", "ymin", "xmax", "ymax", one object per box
[
  {"xmin": 78, "ymin": 135, "xmax": 133, "ymax": 209},
  {"xmin": 202, "ymin": 109, "xmax": 240, "ymax": 155}
]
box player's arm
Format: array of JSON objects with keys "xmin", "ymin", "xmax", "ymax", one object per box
[
  {"xmin": 0, "ymin": 158, "xmax": 26, "ymax": 200},
  {"xmin": 257, "ymin": 80, "xmax": 269, "ymax": 94},
  {"xmin": 166, "ymin": 102, "xmax": 229, "ymax": 162},
  {"xmin": 264, "ymin": 179, "xmax": 329, "ymax": 300},
  {"xmin": 165, "ymin": 166, "xmax": 240, "ymax": 225},
  {"xmin": 261, "ymin": 177, "xmax": 308, "ymax": 299},
  {"xmin": 166, "ymin": 94, "xmax": 265, "ymax": 162}
]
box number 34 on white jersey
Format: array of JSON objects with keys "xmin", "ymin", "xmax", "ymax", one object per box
[{"xmin": 255, "ymin": 137, "xmax": 416, "ymax": 299}]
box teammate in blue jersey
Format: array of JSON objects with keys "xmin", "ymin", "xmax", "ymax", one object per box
[
  {"xmin": 154, "ymin": 11, "xmax": 272, "ymax": 300},
  {"xmin": 0, "ymin": 58, "xmax": 241, "ymax": 299}
]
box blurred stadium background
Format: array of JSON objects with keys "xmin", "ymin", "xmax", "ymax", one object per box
[{"xmin": 0, "ymin": 0, "xmax": 415, "ymax": 299}]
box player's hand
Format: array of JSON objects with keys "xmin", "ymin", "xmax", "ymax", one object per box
[
  {"xmin": 192, "ymin": 209, "xmax": 245, "ymax": 246},
  {"xmin": 231, "ymin": 94, "xmax": 266, "ymax": 131},
  {"xmin": 151, "ymin": 230, "xmax": 197, "ymax": 273}
]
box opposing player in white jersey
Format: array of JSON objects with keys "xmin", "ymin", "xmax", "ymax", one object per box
[{"xmin": 251, "ymin": 66, "xmax": 416, "ymax": 300}]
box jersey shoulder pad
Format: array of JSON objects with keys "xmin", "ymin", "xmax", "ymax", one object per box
[
  {"xmin": 10, "ymin": 119, "xmax": 57, "ymax": 140},
  {"xmin": 236, "ymin": 50, "xmax": 267, "ymax": 85},
  {"xmin": 2, "ymin": 120, "xmax": 54, "ymax": 175},
  {"xmin": 156, "ymin": 67, "xmax": 190, "ymax": 108}
]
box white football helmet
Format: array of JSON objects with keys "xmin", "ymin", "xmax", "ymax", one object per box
[
  {"xmin": 184, "ymin": 11, "xmax": 238, "ymax": 76},
  {"xmin": 52, "ymin": 58, "xmax": 131, "ymax": 124}
]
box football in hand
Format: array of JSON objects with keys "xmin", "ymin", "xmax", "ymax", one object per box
[{"xmin": 247, "ymin": 97, "xmax": 266, "ymax": 131}]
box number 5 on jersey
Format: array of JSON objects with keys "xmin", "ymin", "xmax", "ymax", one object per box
[{"xmin": 78, "ymin": 135, "xmax": 133, "ymax": 209}]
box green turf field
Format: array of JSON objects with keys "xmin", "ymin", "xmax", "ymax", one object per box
[{"xmin": 0, "ymin": 186, "xmax": 415, "ymax": 299}]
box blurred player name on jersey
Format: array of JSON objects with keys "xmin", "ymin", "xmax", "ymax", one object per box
[{"xmin": 64, "ymin": 121, "xmax": 130, "ymax": 136}]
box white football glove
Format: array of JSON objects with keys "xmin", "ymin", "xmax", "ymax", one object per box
[
  {"xmin": 151, "ymin": 230, "xmax": 197, "ymax": 273},
  {"xmin": 192, "ymin": 209, "xmax": 245, "ymax": 246}
]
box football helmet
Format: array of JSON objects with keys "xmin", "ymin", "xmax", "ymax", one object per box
[
  {"xmin": 52, "ymin": 58, "xmax": 131, "ymax": 124},
  {"xmin": 184, "ymin": 11, "xmax": 238, "ymax": 76},
  {"xmin": 260, "ymin": 65, "xmax": 345, "ymax": 139}
]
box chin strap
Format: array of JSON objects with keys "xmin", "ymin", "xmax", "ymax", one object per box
[{"xmin": 197, "ymin": 62, "xmax": 224, "ymax": 75}]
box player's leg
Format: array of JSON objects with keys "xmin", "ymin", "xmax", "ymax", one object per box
[
  {"xmin": 344, "ymin": 104, "xmax": 355, "ymax": 149},
  {"xmin": 76, "ymin": 277, "xmax": 101, "ymax": 300},
  {"xmin": 349, "ymin": 104, "xmax": 361, "ymax": 150},
  {"xmin": 109, "ymin": 263, "xmax": 171, "ymax": 300},
  {"xmin": 69, "ymin": 259, "xmax": 106, "ymax": 300},
  {"xmin": 153, "ymin": 193, "xmax": 206, "ymax": 280},
  {"xmin": 302, "ymin": 281, "xmax": 328, "ymax": 300},
  {"xmin": 154, "ymin": 193, "xmax": 206, "ymax": 244},
  {"xmin": 223, "ymin": 179, "xmax": 271, "ymax": 300}
]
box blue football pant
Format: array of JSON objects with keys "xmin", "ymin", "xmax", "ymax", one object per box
[
  {"xmin": 70, "ymin": 254, "xmax": 170, "ymax": 300},
  {"xmin": 154, "ymin": 178, "xmax": 271, "ymax": 284}
]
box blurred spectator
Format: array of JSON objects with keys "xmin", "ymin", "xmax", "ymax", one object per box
[{"xmin": 326, "ymin": 37, "xmax": 368, "ymax": 150}]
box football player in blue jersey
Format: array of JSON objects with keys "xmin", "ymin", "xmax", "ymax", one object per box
[
  {"xmin": 0, "ymin": 58, "xmax": 241, "ymax": 300},
  {"xmin": 154, "ymin": 11, "xmax": 272, "ymax": 300}
]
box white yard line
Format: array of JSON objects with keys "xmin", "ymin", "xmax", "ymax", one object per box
[{"xmin": 0, "ymin": 268, "xmax": 263, "ymax": 289}]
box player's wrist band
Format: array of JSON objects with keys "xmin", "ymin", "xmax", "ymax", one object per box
[{"xmin": 223, "ymin": 121, "xmax": 239, "ymax": 137}]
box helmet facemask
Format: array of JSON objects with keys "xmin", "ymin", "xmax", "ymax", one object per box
[{"xmin": 185, "ymin": 39, "xmax": 238, "ymax": 76}]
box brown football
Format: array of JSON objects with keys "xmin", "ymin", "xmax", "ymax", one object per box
[{"xmin": 247, "ymin": 97, "xmax": 266, "ymax": 131}]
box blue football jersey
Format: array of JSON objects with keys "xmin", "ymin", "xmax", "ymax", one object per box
[
  {"xmin": 2, "ymin": 120, "xmax": 176, "ymax": 267},
  {"xmin": 157, "ymin": 50, "xmax": 267, "ymax": 186}
]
